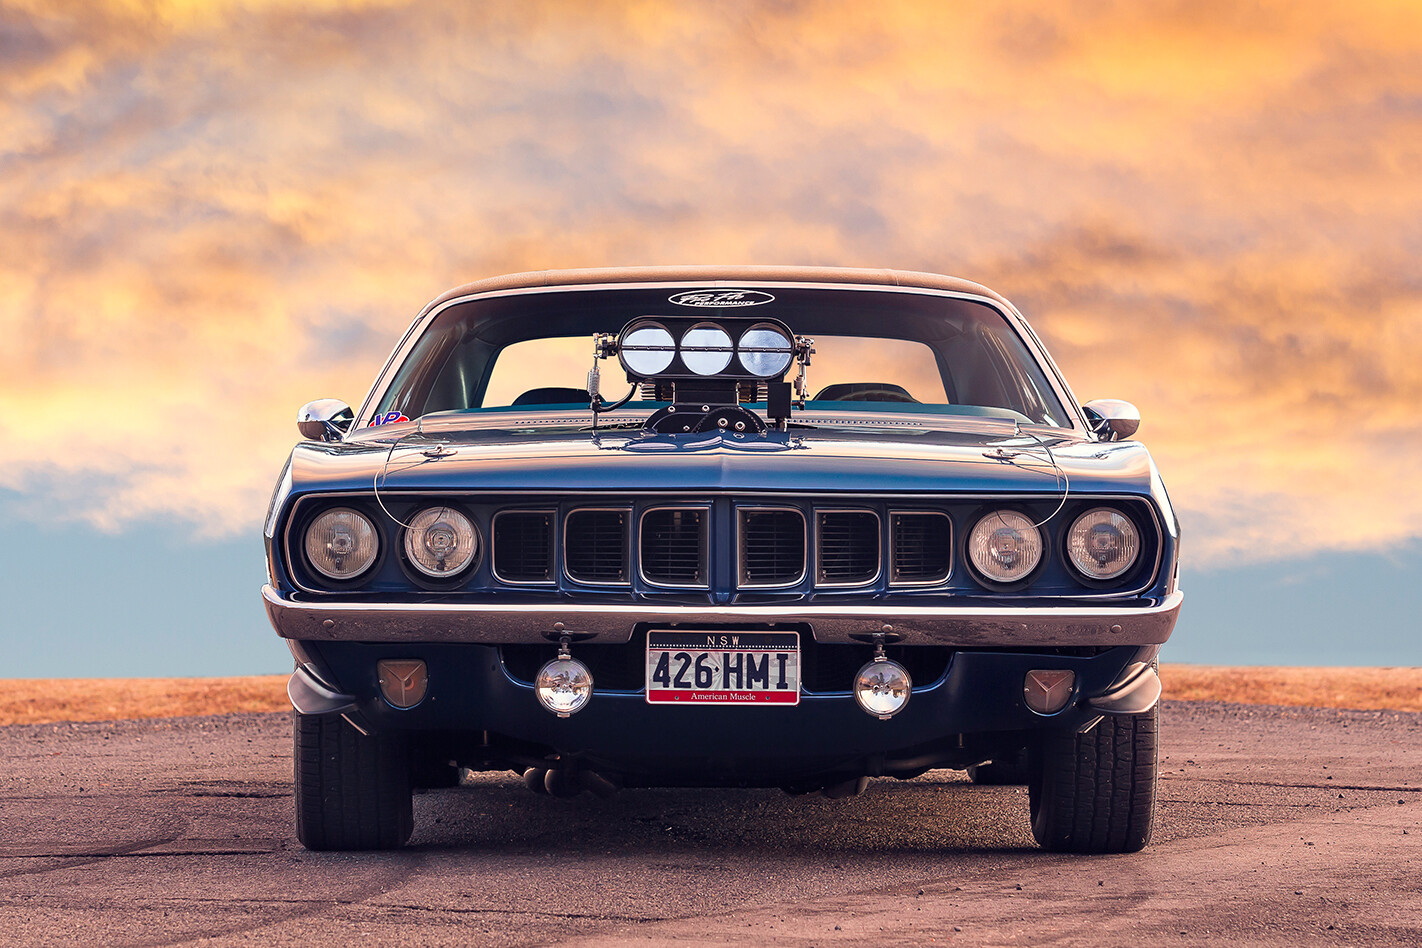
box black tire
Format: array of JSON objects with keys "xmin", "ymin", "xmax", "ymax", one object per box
[
  {"xmin": 967, "ymin": 747, "xmax": 1030, "ymax": 785},
  {"xmin": 294, "ymin": 711, "xmax": 413, "ymax": 851},
  {"xmin": 1028, "ymin": 707, "xmax": 1158, "ymax": 853}
]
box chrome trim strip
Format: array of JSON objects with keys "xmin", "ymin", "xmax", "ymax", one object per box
[
  {"xmin": 638, "ymin": 505, "xmax": 711, "ymax": 589},
  {"xmin": 888, "ymin": 510, "xmax": 954, "ymax": 587},
  {"xmin": 491, "ymin": 509, "xmax": 557, "ymax": 586},
  {"xmin": 562, "ymin": 507, "xmax": 633, "ymax": 586},
  {"xmin": 813, "ymin": 508, "xmax": 881, "ymax": 588},
  {"xmin": 264, "ymin": 584, "xmax": 1183, "ymax": 648},
  {"xmin": 737, "ymin": 506, "xmax": 808, "ymax": 589}
]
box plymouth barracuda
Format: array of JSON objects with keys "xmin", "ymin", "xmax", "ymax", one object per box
[{"xmin": 263, "ymin": 266, "xmax": 1182, "ymax": 852}]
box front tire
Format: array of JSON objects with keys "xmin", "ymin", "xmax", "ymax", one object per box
[
  {"xmin": 1028, "ymin": 707, "xmax": 1158, "ymax": 853},
  {"xmin": 294, "ymin": 711, "xmax": 413, "ymax": 851}
]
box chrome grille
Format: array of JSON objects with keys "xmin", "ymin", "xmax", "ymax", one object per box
[
  {"xmin": 564, "ymin": 509, "xmax": 629, "ymax": 584},
  {"xmin": 640, "ymin": 508, "xmax": 708, "ymax": 586},
  {"xmin": 738, "ymin": 508, "xmax": 806, "ymax": 587},
  {"xmin": 891, "ymin": 511, "xmax": 952, "ymax": 584},
  {"xmin": 816, "ymin": 511, "xmax": 880, "ymax": 585},
  {"xmin": 493, "ymin": 510, "xmax": 553, "ymax": 583}
]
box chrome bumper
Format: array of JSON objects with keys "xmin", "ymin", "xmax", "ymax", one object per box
[{"xmin": 262, "ymin": 584, "xmax": 1182, "ymax": 648}]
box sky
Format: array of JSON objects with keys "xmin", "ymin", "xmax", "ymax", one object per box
[{"xmin": 2, "ymin": 0, "xmax": 1420, "ymax": 677}]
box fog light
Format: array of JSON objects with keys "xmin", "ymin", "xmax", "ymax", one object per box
[
  {"xmin": 1024, "ymin": 669, "xmax": 1076, "ymax": 715},
  {"xmin": 377, "ymin": 659, "xmax": 428, "ymax": 709},
  {"xmin": 854, "ymin": 657, "xmax": 912, "ymax": 720},
  {"xmin": 535, "ymin": 653, "xmax": 593, "ymax": 718}
]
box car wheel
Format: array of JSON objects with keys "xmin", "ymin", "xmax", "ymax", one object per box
[
  {"xmin": 294, "ymin": 711, "xmax": 413, "ymax": 851},
  {"xmin": 967, "ymin": 747, "xmax": 1030, "ymax": 785},
  {"xmin": 1028, "ymin": 707, "xmax": 1158, "ymax": 853}
]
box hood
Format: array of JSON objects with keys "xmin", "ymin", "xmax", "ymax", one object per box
[{"xmin": 287, "ymin": 417, "xmax": 1158, "ymax": 498}]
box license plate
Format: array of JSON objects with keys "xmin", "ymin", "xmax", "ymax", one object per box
[{"xmin": 645, "ymin": 630, "xmax": 800, "ymax": 705}]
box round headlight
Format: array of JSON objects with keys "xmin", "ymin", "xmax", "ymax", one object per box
[
  {"xmin": 679, "ymin": 324, "xmax": 733, "ymax": 376},
  {"xmin": 967, "ymin": 510, "xmax": 1043, "ymax": 584},
  {"xmin": 305, "ymin": 507, "xmax": 379, "ymax": 580},
  {"xmin": 404, "ymin": 506, "xmax": 478, "ymax": 578},
  {"xmin": 1066, "ymin": 507, "xmax": 1140, "ymax": 580},
  {"xmin": 620, "ymin": 322, "xmax": 676, "ymax": 376},
  {"xmin": 737, "ymin": 324, "xmax": 793, "ymax": 378}
]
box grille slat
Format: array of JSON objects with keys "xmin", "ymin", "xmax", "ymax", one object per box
[
  {"xmin": 565, "ymin": 509, "xmax": 629, "ymax": 584},
  {"xmin": 739, "ymin": 509, "xmax": 806, "ymax": 586},
  {"xmin": 493, "ymin": 511, "xmax": 554, "ymax": 583},
  {"xmin": 891, "ymin": 512, "xmax": 952, "ymax": 584},
  {"xmin": 816, "ymin": 511, "xmax": 880, "ymax": 585},
  {"xmin": 641, "ymin": 508, "xmax": 707, "ymax": 586}
]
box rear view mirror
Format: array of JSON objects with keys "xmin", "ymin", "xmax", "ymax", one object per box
[
  {"xmin": 1082, "ymin": 399, "xmax": 1140, "ymax": 441},
  {"xmin": 297, "ymin": 399, "xmax": 354, "ymax": 442}
]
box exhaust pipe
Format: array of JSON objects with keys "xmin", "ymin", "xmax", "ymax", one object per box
[
  {"xmin": 523, "ymin": 766, "xmax": 619, "ymax": 799},
  {"xmin": 821, "ymin": 775, "xmax": 869, "ymax": 799}
]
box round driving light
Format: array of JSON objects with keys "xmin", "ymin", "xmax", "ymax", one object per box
[
  {"xmin": 679, "ymin": 324, "xmax": 733, "ymax": 375},
  {"xmin": 854, "ymin": 658, "xmax": 912, "ymax": 719},
  {"xmin": 404, "ymin": 506, "xmax": 478, "ymax": 578},
  {"xmin": 1066, "ymin": 507, "xmax": 1140, "ymax": 580},
  {"xmin": 535, "ymin": 658, "xmax": 593, "ymax": 717},
  {"xmin": 619, "ymin": 322, "xmax": 676, "ymax": 376},
  {"xmin": 967, "ymin": 510, "xmax": 1043, "ymax": 584},
  {"xmin": 305, "ymin": 507, "xmax": 379, "ymax": 580},
  {"xmin": 737, "ymin": 324, "xmax": 793, "ymax": 377}
]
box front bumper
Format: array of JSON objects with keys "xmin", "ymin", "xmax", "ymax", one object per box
[
  {"xmin": 288, "ymin": 637, "xmax": 1163, "ymax": 785},
  {"xmin": 262, "ymin": 584, "xmax": 1182, "ymax": 648}
]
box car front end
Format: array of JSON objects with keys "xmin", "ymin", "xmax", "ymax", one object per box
[{"xmin": 264, "ymin": 267, "xmax": 1181, "ymax": 852}]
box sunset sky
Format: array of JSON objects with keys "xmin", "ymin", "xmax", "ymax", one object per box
[{"xmin": 4, "ymin": 0, "xmax": 1420, "ymax": 676}]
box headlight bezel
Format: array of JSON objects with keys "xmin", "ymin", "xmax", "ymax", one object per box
[
  {"xmin": 1063, "ymin": 505, "xmax": 1144, "ymax": 584},
  {"xmin": 964, "ymin": 506, "xmax": 1047, "ymax": 589},
  {"xmin": 301, "ymin": 505, "xmax": 382, "ymax": 584},
  {"xmin": 400, "ymin": 503, "xmax": 482, "ymax": 583}
]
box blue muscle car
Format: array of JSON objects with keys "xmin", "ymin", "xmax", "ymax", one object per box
[{"xmin": 263, "ymin": 266, "xmax": 1182, "ymax": 852}]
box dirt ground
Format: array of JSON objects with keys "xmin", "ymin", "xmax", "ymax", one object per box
[
  {"xmin": 2, "ymin": 701, "xmax": 1419, "ymax": 946},
  {"xmin": 0, "ymin": 675, "xmax": 288, "ymax": 726},
  {"xmin": 0, "ymin": 664, "xmax": 1417, "ymax": 725},
  {"xmin": 1162, "ymin": 664, "xmax": 1421, "ymax": 711}
]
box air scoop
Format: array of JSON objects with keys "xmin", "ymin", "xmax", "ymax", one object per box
[{"xmin": 588, "ymin": 315, "xmax": 813, "ymax": 433}]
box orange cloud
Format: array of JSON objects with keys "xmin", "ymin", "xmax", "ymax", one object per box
[{"xmin": 1, "ymin": 0, "xmax": 1419, "ymax": 564}]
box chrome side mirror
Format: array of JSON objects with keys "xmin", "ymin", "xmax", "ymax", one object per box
[
  {"xmin": 297, "ymin": 399, "xmax": 354, "ymax": 442},
  {"xmin": 1082, "ymin": 399, "xmax": 1140, "ymax": 441}
]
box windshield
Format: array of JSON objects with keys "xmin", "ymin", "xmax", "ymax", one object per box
[{"xmin": 369, "ymin": 286, "xmax": 1070, "ymax": 428}]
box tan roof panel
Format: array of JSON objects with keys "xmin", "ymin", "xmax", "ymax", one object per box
[{"xmin": 421, "ymin": 266, "xmax": 1013, "ymax": 316}]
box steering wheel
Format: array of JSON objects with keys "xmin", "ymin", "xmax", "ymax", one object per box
[{"xmin": 812, "ymin": 382, "xmax": 918, "ymax": 403}]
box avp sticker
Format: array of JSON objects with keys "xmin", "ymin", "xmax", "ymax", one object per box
[
  {"xmin": 368, "ymin": 411, "xmax": 409, "ymax": 426},
  {"xmin": 668, "ymin": 289, "xmax": 775, "ymax": 308}
]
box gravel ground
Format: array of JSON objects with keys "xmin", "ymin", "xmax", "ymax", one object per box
[{"xmin": 0, "ymin": 700, "xmax": 1418, "ymax": 946}]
